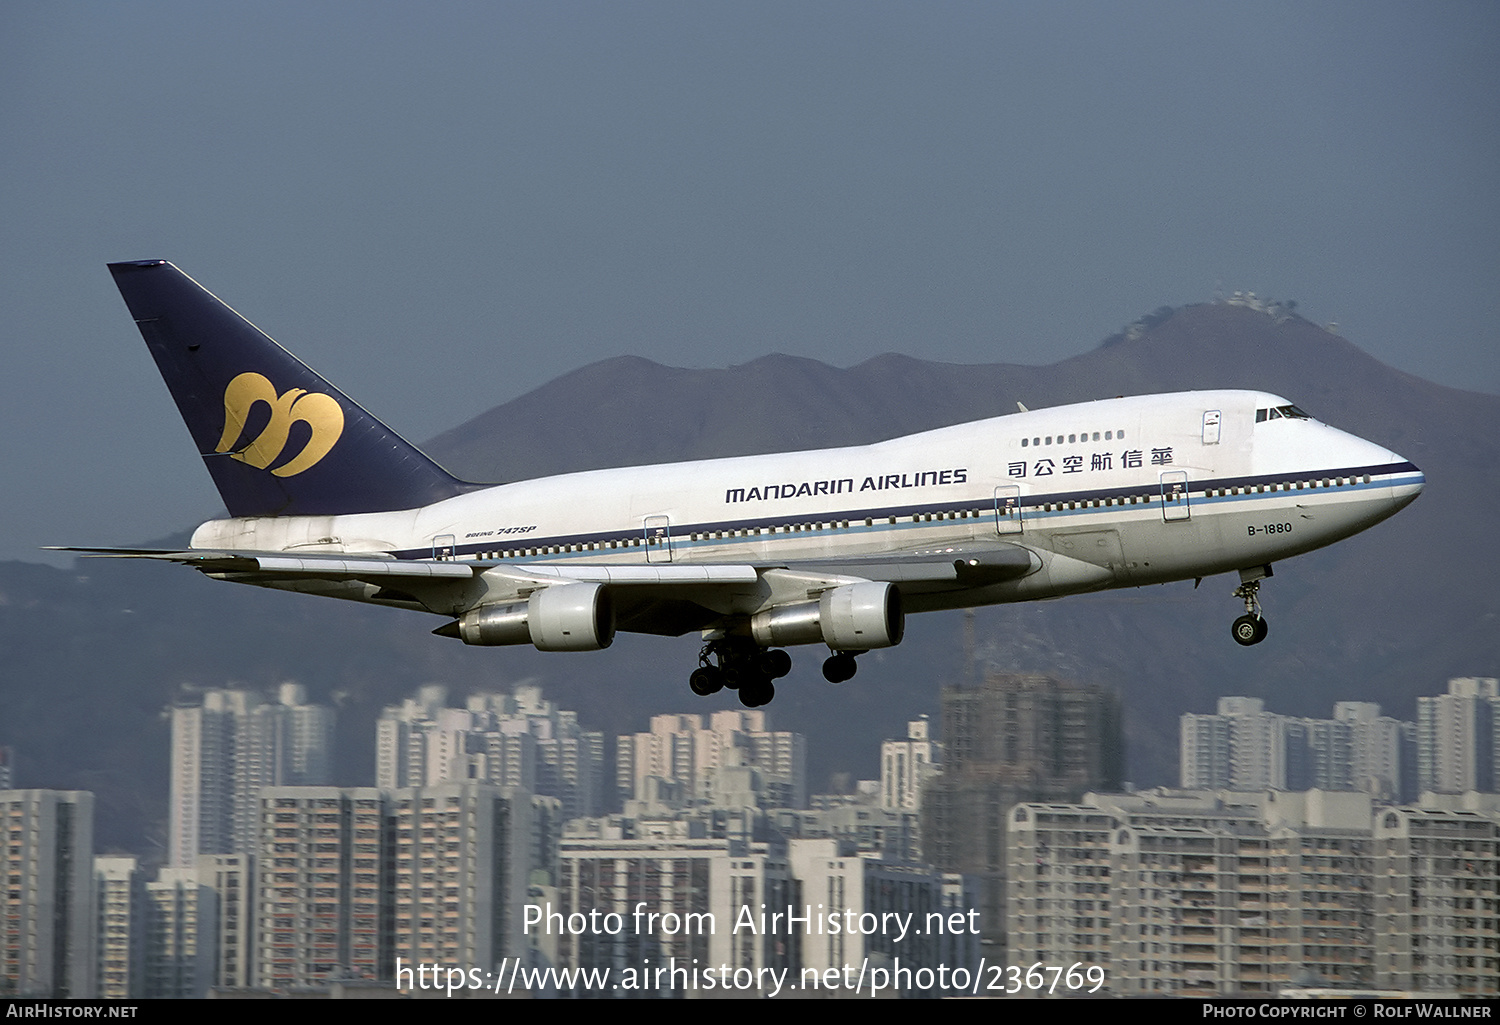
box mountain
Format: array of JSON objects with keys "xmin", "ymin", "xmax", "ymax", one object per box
[{"xmin": 2, "ymin": 299, "xmax": 1494, "ymax": 853}]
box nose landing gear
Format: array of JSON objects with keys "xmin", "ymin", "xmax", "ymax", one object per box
[{"xmin": 1231, "ymin": 565, "xmax": 1272, "ymax": 646}]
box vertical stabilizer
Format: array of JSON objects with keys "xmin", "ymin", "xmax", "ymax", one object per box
[{"xmin": 108, "ymin": 261, "xmax": 475, "ymax": 518}]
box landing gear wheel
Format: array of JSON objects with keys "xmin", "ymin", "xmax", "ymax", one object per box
[
  {"xmin": 721, "ymin": 663, "xmax": 747, "ymax": 690},
  {"xmin": 1230, "ymin": 573, "xmax": 1270, "ymax": 647},
  {"xmin": 739, "ymin": 678, "xmax": 774, "ymax": 707},
  {"xmin": 1232, "ymin": 615, "xmax": 1268, "ymax": 646},
  {"xmin": 697, "ymin": 639, "xmax": 785, "ymax": 703},
  {"xmin": 822, "ymin": 653, "xmax": 858, "ymax": 683},
  {"xmin": 760, "ymin": 649, "xmax": 792, "ymax": 679},
  {"xmin": 689, "ymin": 666, "xmax": 724, "ymax": 695}
]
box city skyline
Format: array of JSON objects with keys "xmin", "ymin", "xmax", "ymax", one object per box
[{"xmin": 5, "ymin": 673, "xmax": 1498, "ymax": 996}]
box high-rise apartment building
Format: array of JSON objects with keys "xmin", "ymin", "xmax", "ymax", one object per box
[
  {"xmin": 1334, "ymin": 701, "xmax": 1414, "ymax": 802},
  {"xmin": 377, "ymin": 685, "xmax": 603, "ymax": 819},
  {"xmin": 1373, "ymin": 798, "xmax": 1500, "ymax": 995},
  {"xmin": 922, "ymin": 672, "xmax": 1122, "ymax": 945},
  {"xmin": 1182, "ymin": 697, "xmax": 1288, "ymax": 789},
  {"xmin": 254, "ymin": 788, "xmax": 389, "ymax": 988},
  {"xmin": 880, "ymin": 716, "xmax": 939, "ymax": 812},
  {"xmin": 169, "ymin": 683, "xmax": 334, "ymax": 866},
  {"xmin": 1182, "ymin": 697, "xmax": 1412, "ymax": 799},
  {"xmin": 553, "ymin": 820, "xmax": 978, "ymax": 996},
  {"xmin": 94, "ymin": 855, "xmax": 143, "ymax": 999},
  {"xmin": 390, "ymin": 782, "xmax": 531, "ymax": 972},
  {"xmin": 786, "ymin": 837, "xmax": 980, "ymax": 993},
  {"xmin": 771, "ymin": 794, "xmax": 924, "ymax": 863},
  {"xmin": 94, "ymin": 857, "xmax": 232, "ymax": 999},
  {"xmin": 555, "ymin": 818, "xmax": 798, "ymax": 990},
  {"xmin": 1418, "ymin": 678, "xmax": 1498, "ymax": 795},
  {"xmin": 0, "ymin": 790, "xmax": 94, "ymax": 997},
  {"xmin": 142, "ymin": 867, "xmax": 216, "ymax": 998},
  {"xmin": 616, "ymin": 709, "xmax": 807, "ymax": 810},
  {"xmin": 196, "ymin": 853, "xmax": 252, "ymax": 990},
  {"xmin": 250, "ymin": 781, "xmax": 546, "ymax": 992},
  {"xmin": 1008, "ymin": 789, "xmax": 1499, "ymax": 997}
]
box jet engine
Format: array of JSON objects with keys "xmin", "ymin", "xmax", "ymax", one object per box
[
  {"xmin": 454, "ymin": 582, "xmax": 615, "ymax": 651},
  {"xmin": 749, "ymin": 581, "xmax": 904, "ymax": 650}
]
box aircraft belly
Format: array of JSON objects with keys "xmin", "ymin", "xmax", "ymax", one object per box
[{"xmin": 1044, "ymin": 528, "xmax": 1127, "ymax": 573}]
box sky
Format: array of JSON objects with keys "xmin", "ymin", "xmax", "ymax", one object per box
[{"xmin": 3, "ymin": 1, "xmax": 1496, "ymax": 564}]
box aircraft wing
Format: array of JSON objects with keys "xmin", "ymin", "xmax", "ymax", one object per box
[
  {"xmin": 49, "ymin": 546, "xmax": 757, "ymax": 584},
  {"xmin": 49, "ymin": 543, "xmax": 1038, "ymax": 636},
  {"xmin": 48, "ymin": 547, "xmax": 479, "ymax": 580}
]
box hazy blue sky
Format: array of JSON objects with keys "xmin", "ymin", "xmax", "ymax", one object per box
[{"xmin": 3, "ymin": 2, "xmax": 1496, "ymax": 562}]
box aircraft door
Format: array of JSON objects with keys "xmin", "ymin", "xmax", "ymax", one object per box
[
  {"xmin": 994, "ymin": 485, "xmax": 1023, "ymax": 535},
  {"xmin": 1202, "ymin": 409, "xmax": 1221, "ymax": 444},
  {"xmin": 1160, "ymin": 471, "xmax": 1190, "ymax": 521},
  {"xmin": 644, "ymin": 515, "xmax": 672, "ymax": 563},
  {"xmin": 433, "ymin": 534, "xmax": 456, "ymax": 560}
]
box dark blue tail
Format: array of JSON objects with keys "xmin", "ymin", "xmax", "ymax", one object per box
[{"xmin": 109, "ymin": 261, "xmax": 478, "ymax": 518}]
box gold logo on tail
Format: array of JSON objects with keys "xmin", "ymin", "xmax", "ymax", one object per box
[{"xmin": 217, "ymin": 372, "xmax": 344, "ymax": 477}]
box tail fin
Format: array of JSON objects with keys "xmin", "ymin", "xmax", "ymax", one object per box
[{"xmin": 109, "ymin": 261, "xmax": 477, "ymax": 518}]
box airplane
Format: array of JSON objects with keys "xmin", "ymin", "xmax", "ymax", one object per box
[{"xmin": 62, "ymin": 260, "xmax": 1426, "ymax": 707}]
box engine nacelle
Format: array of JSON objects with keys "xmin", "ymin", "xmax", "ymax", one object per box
[
  {"xmin": 750, "ymin": 581, "xmax": 904, "ymax": 650},
  {"xmin": 455, "ymin": 583, "xmax": 615, "ymax": 651},
  {"xmin": 528, "ymin": 582, "xmax": 615, "ymax": 651},
  {"xmin": 456, "ymin": 601, "xmax": 531, "ymax": 646}
]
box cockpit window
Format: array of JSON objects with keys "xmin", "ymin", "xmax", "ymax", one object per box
[{"xmin": 1255, "ymin": 404, "xmax": 1312, "ymax": 423}]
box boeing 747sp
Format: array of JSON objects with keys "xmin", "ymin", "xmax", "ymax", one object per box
[{"xmin": 62, "ymin": 261, "xmax": 1426, "ymax": 706}]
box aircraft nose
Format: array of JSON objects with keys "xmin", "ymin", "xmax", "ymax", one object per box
[
  {"xmin": 1380, "ymin": 442, "xmax": 1425, "ymax": 510},
  {"xmin": 1397, "ymin": 461, "xmax": 1425, "ymax": 507}
]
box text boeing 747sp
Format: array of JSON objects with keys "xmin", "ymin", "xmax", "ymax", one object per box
[{"xmin": 63, "ymin": 262, "xmax": 1425, "ymax": 706}]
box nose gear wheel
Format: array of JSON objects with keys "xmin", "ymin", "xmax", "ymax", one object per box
[{"xmin": 1230, "ymin": 578, "xmax": 1268, "ymax": 646}]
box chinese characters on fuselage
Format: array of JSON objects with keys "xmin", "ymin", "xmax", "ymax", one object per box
[{"xmin": 1008, "ymin": 447, "xmax": 1173, "ymax": 478}]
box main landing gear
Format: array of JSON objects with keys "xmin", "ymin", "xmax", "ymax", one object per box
[
  {"xmin": 821, "ymin": 651, "xmax": 861, "ymax": 684},
  {"xmin": 1230, "ymin": 566, "xmax": 1272, "ymax": 646},
  {"xmin": 688, "ymin": 639, "xmax": 865, "ymax": 705},
  {"xmin": 690, "ymin": 638, "xmax": 792, "ymax": 708}
]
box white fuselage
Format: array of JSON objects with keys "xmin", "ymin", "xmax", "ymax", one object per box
[{"xmin": 190, "ymin": 389, "xmax": 1424, "ymax": 617}]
